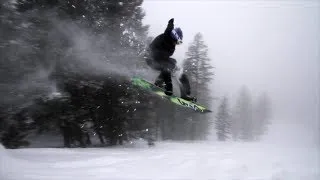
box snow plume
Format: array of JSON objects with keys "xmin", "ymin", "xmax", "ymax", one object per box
[
  {"xmin": 19, "ymin": 68, "xmax": 58, "ymax": 98},
  {"xmin": 51, "ymin": 18, "xmax": 149, "ymax": 79},
  {"xmin": 2, "ymin": 0, "xmax": 16, "ymax": 9},
  {"xmin": 0, "ymin": 6, "xmax": 58, "ymax": 109},
  {"xmin": 54, "ymin": 21, "xmax": 117, "ymax": 74},
  {"xmin": 0, "ymin": 6, "xmax": 147, "ymax": 110}
]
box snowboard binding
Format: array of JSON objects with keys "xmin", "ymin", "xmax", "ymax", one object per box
[{"xmin": 181, "ymin": 95, "xmax": 197, "ymax": 103}]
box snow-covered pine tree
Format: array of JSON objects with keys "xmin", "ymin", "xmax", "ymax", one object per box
[
  {"xmin": 252, "ymin": 92, "xmax": 272, "ymax": 140},
  {"xmin": 0, "ymin": 0, "xmax": 153, "ymax": 148},
  {"xmin": 182, "ymin": 32, "xmax": 214, "ymax": 140},
  {"xmin": 234, "ymin": 86, "xmax": 254, "ymax": 141},
  {"xmin": 215, "ymin": 96, "xmax": 231, "ymax": 141}
]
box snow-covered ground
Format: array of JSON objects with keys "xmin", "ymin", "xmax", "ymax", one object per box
[{"xmin": 1, "ymin": 139, "xmax": 319, "ymax": 180}]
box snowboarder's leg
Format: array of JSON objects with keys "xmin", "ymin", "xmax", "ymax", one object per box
[
  {"xmin": 162, "ymin": 70, "xmax": 173, "ymax": 96},
  {"xmin": 167, "ymin": 58, "xmax": 178, "ymax": 72},
  {"xmin": 179, "ymin": 73, "xmax": 191, "ymax": 95},
  {"xmin": 154, "ymin": 72, "xmax": 165, "ymax": 88},
  {"xmin": 179, "ymin": 73, "xmax": 197, "ymax": 102},
  {"xmin": 152, "ymin": 58, "xmax": 175, "ymax": 95}
]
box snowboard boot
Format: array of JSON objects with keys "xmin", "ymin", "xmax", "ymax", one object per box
[
  {"xmin": 154, "ymin": 79, "xmax": 165, "ymax": 89},
  {"xmin": 155, "ymin": 80, "xmax": 172, "ymax": 96},
  {"xmin": 164, "ymin": 80, "xmax": 173, "ymax": 96},
  {"xmin": 181, "ymin": 95, "xmax": 197, "ymax": 102},
  {"xmin": 165, "ymin": 90, "xmax": 173, "ymax": 96},
  {"xmin": 155, "ymin": 70, "xmax": 173, "ymax": 96}
]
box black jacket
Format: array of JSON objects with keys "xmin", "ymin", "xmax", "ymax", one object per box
[{"xmin": 149, "ymin": 19, "xmax": 176, "ymax": 62}]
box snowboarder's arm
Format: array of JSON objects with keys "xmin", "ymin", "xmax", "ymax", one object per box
[{"xmin": 164, "ymin": 18, "xmax": 174, "ymax": 35}]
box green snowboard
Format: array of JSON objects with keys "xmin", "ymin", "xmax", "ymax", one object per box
[{"xmin": 131, "ymin": 76, "xmax": 212, "ymax": 113}]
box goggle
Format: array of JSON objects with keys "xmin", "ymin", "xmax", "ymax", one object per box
[{"xmin": 172, "ymin": 30, "xmax": 183, "ymax": 45}]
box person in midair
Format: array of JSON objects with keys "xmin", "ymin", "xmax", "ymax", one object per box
[{"xmin": 145, "ymin": 18, "xmax": 196, "ymax": 102}]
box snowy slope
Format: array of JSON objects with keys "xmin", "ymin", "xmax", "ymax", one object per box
[{"xmin": 1, "ymin": 140, "xmax": 319, "ymax": 180}]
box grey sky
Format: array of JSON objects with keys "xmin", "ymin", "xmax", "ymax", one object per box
[{"xmin": 142, "ymin": 1, "xmax": 319, "ymax": 130}]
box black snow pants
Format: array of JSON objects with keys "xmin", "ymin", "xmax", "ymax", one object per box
[{"xmin": 146, "ymin": 56, "xmax": 191, "ymax": 97}]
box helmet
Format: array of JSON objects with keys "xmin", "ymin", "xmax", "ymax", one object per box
[{"xmin": 171, "ymin": 27, "xmax": 183, "ymax": 44}]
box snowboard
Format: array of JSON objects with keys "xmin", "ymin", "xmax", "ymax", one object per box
[{"xmin": 131, "ymin": 76, "xmax": 212, "ymax": 113}]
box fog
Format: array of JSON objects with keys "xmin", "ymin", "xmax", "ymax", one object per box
[
  {"xmin": 0, "ymin": 2, "xmax": 319, "ymax": 179},
  {"xmin": 142, "ymin": 0, "xmax": 319, "ymax": 145}
]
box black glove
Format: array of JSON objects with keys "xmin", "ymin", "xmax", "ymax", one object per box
[
  {"xmin": 164, "ymin": 18, "xmax": 174, "ymax": 34},
  {"xmin": 169, "ymin": 18, "xmax": 174, "ymax": 24}
]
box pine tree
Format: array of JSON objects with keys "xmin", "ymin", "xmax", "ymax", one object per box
[
  {"xmin": 53, "ymin": 0, "xmax": 153, "ymax": 145},
  {"xmin": 182, "ymin": 32, "xmax": 214, "ymax": 140},
  {"xmin": 252, "ymin": 92, "xmax": 272, "ymax": 140},
  {"xmin": 71, "ymin": 0, "xmax": 149, "ymax": 68},
  {"xmin": 231, "ymin": 86, "xmax": 253, "ymax": 141},
  {"xmin": 215, "ymin": 96, "xmax": 231, "ymax": 141},
  {"xmin": 184, "ymin": 33, "xmax": 214, "ymax": 98},
  {"xmin": 0, "ymin": 0, "xmax": 153, "ymax": 147}
]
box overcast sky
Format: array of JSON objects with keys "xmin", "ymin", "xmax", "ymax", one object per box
[{"xmin": 142, "ymin": 0, "xmax": 319, "ymax": 132}]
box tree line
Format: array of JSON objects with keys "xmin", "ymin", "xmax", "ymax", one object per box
[
  {"xmin": 0, "ymin": 0, "xmax": 215, "ymax": 148},
  {"xmin": 215, "ymin": 87, "xmax": 272, "ymax": 141},
  {"xmin": 1, "ymin": 0, "xmax": 270, "ymax": 148}
]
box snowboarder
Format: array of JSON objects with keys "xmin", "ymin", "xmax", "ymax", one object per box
[{"xmin": 145, "ymin": 18, "xmax": 196, "ymax": 102}]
